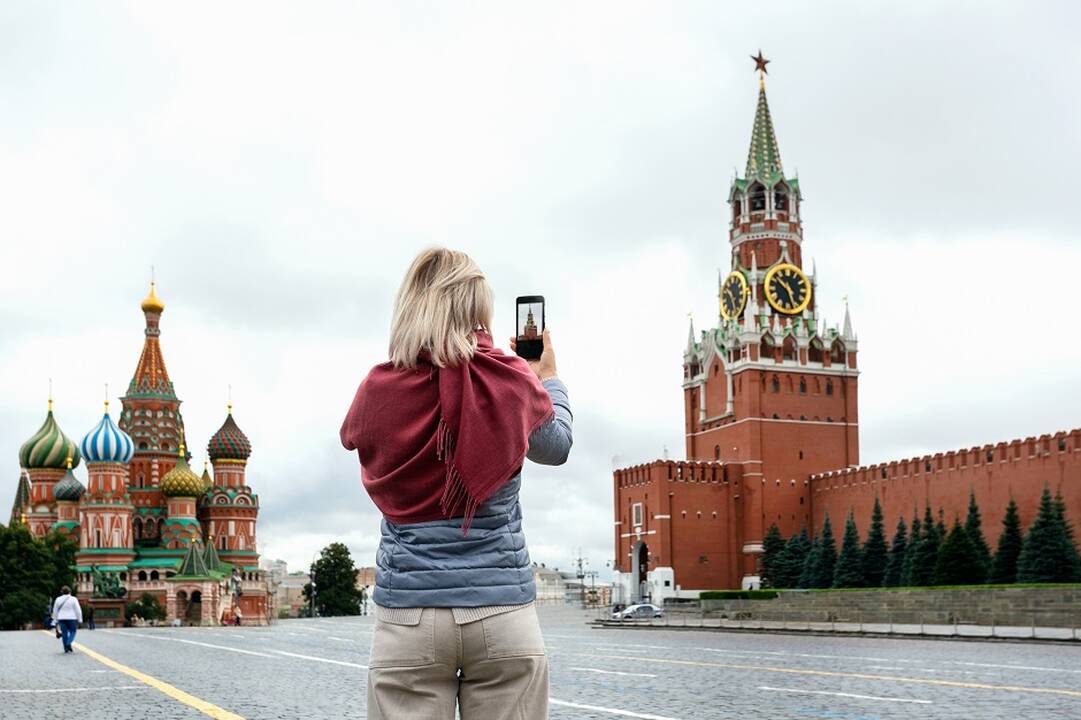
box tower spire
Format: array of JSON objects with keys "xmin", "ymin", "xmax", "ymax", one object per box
[{"xmin": 745, "ymin": 51, "xmax": 783, "ymax": 181}]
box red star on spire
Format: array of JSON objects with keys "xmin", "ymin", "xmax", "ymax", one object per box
[{"xmin": 751, "ymin": 50, "xmax": 770, "ymax": 75}]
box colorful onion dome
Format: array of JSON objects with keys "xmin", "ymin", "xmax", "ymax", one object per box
[
  {"xmin": 80, "ymin": 402, "xmax": 134, "ymax": 464},
  {"xmin": 207, "ymin": 406, "xmax": 252, "ymax": 461},
  {"xmin": 19, "ymin": 400, "xmax": 81, "ymax": 470},
  {"xmin": 141, "ymin": 282, "xmax": 165, "ymax": 314},
  {"xmin": 53, "ymin": 457, "xmax": 85, "ymax": 502},
  {"xmin": 161, "ymin": 446, "xmax": 204, "ymax": 497}
]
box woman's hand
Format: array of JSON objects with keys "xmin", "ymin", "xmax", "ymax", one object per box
[{"xmin": 509, "ymin": 329, "xmax": 558, "ymax": 382}]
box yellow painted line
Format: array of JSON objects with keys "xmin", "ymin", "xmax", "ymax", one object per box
[
  {"xmin": 41, "ymin": 631, "xmax": 245, "ymax": 719},
  {"xmin": 579, "ymin": 653, "xmax": 1081, "ymax": 699}
]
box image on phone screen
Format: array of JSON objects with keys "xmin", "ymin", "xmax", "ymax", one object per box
[{"xmin": 515, "ymin": 296, "xmax": 544, "ymax": 360}]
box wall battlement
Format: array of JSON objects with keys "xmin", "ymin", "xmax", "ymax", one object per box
[
  {"xmin": 615, "ymin": 459, "xmax": 730, "ymax": 488},
  {"xmin": 810, "ymin": 429, "xmax": 1080, "ymax": 489}
]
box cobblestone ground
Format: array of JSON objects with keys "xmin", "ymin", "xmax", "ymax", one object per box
[{"xmin": 3, "ymin": 606, "xmax": 1081, "ymax": 719}]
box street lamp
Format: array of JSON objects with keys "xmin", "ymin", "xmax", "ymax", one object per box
[{"xmin": 309, "ymin": 552, "xmax": 319, "ymax": 619}]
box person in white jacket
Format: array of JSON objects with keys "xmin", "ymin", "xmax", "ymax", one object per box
[{"xmin": 52, "ymin": 586, "xmax": 83, "ymax": 654}]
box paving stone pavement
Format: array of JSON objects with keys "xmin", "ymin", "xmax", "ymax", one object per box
[{"xmin": 3, "ymin": 605, "xmax": 1081, "ymax": 719}]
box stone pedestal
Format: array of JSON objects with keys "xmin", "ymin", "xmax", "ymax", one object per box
[{"xmin": 88, "ymin": 598, "xmax": 126, "ymax": 628}]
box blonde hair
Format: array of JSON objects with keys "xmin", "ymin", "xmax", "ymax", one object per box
[{"xmin": 389, "ymin": 248, "xmax": 493, "ymax": 369}]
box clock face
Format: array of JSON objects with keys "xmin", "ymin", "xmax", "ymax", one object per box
[
  {"xmin": 720, "ymin": 271, "xmax": 749, "ymax": 320},
  {"xmin": 764, "ymin": 263, "xmax": 811, "ymax": 315}
]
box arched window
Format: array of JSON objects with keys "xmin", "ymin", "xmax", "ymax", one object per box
[
  {"xmin": 830, "ymin": 341, "xmax": 846, "ymax": 365},
  {"xmin": 808, "ymin": 339, "xmax": 824, "ymax": 364},
  {"xmin": 138, "ymin": 442, "xmax": 148, "ymax": 450},
  {"xmin": 714, "ymin": 445, "xmax": 720, "ymax": 460},
  {"xmin": 732, "ymin": 196, "xmax": 742, "ymax": 220},
  {"xmin": 826, "ymin": 380, "xmax": 834, "ymax": 396},
  {"xmin": 760, "ymin": 335, "xmax": 776, "ymax": 363},
  {"xmin": 138, "ymin": 571, "xmax": 148, "ymax": 581},
  {"xmin": 133, "ymin": 518, "xmax": 142, "ymax": 541},
  {"xmin": 771, "ymin": 376, "xmax": 780, "ymax": 393},
  {"xmin": 799, "ymin": 377, "xmax": 807, "ymax": 395},
  {"xmin": 773, "ymin": 186, "xmax": 787, "ymax": 212},
  {"xmin": 783, "ymin": 336, "xmax": 797, "ymax": 362},
  {"xmin": 749, "ymin": 183, "xmax": 766, "ymax": 212}
]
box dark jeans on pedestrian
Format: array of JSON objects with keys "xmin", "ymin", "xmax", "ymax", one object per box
[{"xmin": 58, "ymin": 620, "xmax": 78, "ymax": 652}]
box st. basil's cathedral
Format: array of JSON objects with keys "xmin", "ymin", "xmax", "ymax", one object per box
[
  {"xmin": 612, "ymin": 54, "xmax": 1080, "ymax": 601},
  {"xmin": 10, "ymin": 284, "xmax": 270, "ymax": 625}
]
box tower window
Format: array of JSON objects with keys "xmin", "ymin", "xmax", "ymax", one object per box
[
  {"xmin": 771, "ymin": 376, "xmax": 780, "ymax": 393},
  {"xmin": 774, "ymin": 188, "xmax": 787, "ymax": 212},
  {"xmin": 749, "ymin": 183, "xmax": 766, "ymax": 212},
  {"xmin": 799, "ymin": 378, "xmax": 807, "ymax": 394},
  {"xmin": 826, "ymin": 380, "xmax": 834, "ymax": 396},
  {"xmin": 799, "ymin": 450, "xmax": 804, "ymax": 460},
  {"xmin": 714, "ymin": 445, "xmax": 720, "ymax": 460}
]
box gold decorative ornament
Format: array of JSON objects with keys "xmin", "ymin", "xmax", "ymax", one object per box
[{"xmin": 764, "ymin": 263, "xmax": 811, "ymax": 315}]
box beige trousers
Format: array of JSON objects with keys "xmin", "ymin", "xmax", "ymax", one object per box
[{"xmin": 367, "ymin": 604, "xmax": 549, "ymax": 720}]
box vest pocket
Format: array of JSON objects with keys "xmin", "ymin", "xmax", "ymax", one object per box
[{"xmin": 369, "ymin": 608, "xmax": 436, "ymax": 668}]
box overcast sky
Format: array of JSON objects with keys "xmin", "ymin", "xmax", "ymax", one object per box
[{"xmin": 3, "ymin": 2, "xmax": 1079, "ymax": 578}]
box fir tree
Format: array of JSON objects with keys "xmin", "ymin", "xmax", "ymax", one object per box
[
  {"xmin": 910, "ymin": 506, "xmax": 941, "ymax": 586},
  {"xmin": 775, "ymin": 526, "xmax": 811, "ymax": 589},
  {"xmin": 899, "ymin": 512, "xmax": 921, "ymax": 586},
  {"xmin": 814, "ymin": 514, "xmax": 838, "ymax": 589},
  {"xmin": 861, "ymin": 498, "xmax": 889, "ymax": 588},
  {"xmin": 989, "ymin": 499, "xmax": 1023, "ymax": 584},
  {"xmin": 964, "ymin": 491, "xmax": 991, "ymax": 581},
  {"xmin": 1053, "ymin": 492, "xmax": 1081, "ymax": 582},
  {"xmin": 833, "ymin": 512, "xmax": 865, "ymax": 588},
  {"xmin": 797, "ymin": 536, "xmax": 821, "ymax": 589},
  {"xmin": 934, "ymin": 518, "xmax": 984, "ymax": 585},
  {"xmin": 1017, "ymin": 488, "xmax": 1076, "ymax": 583},
  {"xmin": 303, "ymin": 542, "xmax": 364, "ymax": 616},
  {"xmin": 882, "ymin": 516, "xmax": 908, "ymax": 587},
  {"xmin": 760, "ymin": 524, "xmax": 787, "ymax": 588}
]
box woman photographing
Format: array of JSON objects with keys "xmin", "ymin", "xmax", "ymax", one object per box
[{"xmin": 341, "ymin": 248, "xmax": 572, "ymax": 719}]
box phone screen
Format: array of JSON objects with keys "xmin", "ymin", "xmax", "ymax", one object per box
[{"xmin": 515, "ymin": 295, "xmax": 544, "ymax": 360}]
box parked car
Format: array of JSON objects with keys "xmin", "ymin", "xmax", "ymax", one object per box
[{"xmin": 611, "ymin": 603, "xmax": 664, "ymax": 620}]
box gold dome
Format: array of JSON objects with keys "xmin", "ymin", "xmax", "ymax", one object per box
[
  {"xmin": 161, "ymin": 445, "xmax": 203, "ymax": 498},
  {"xmin": 141, "ymin": 282, "xmax": 165, "ymax": 314}
]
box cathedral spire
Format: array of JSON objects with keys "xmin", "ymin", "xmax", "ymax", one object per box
[
  {"xmin": 745, "ymin": 51, "xmax": 784, "ymax": 181},
  {"xmin": 686, "ymin": 314, "xmax": 696, "ymax": 354},
  {"xmin": 127, "ymin": 283, "xmax": 176, "ymax": 400}
]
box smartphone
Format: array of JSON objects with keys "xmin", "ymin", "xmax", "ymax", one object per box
[{"xmin": 515, "ymin": 295, "xmax": 545, "ymax": 360}]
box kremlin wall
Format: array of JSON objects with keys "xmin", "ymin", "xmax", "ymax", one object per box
[
  {"xmin": 10, "ymin": 284, "xmax": 270, "ymax": 626},
  {"xmin": 611, "ymin": 64, "xmax": 1080, "ymax": 603}
]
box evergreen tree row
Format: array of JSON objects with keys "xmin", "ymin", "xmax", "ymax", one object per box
[{"xmin": 760, "ymin": 488, "xmax": 1081, "ymax": 589}]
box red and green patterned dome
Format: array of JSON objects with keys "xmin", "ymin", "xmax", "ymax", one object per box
[
  {"xmin": 19, "ymin": 402, "xmax": 81, "ymax": 470},
  {"xmin": 207, "ymin": 408, "xmax": 251, "ymax": 461}
]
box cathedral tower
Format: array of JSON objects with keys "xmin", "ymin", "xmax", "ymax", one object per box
[
  {"xmin": 203, "ymin": 406, "xmax": 260, "ymax": 568},
  {"xmin": 682, "ymin": 53, "xmax": 859, "ymax": 587},
  {"xmin": 17, "ymin": 396, "xmax": 81, "ymax": 538}
]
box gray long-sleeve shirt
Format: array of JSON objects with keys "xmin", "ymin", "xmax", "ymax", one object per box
[{"xmin": 373, "ymin": 377, "xmax": 572, "ymax": 618}]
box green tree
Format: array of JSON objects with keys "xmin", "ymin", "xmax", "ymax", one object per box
[
  {"xmin": 797, "ymin": 536, "xmax": 821, "ymax": 589},
  {"xmin": 1018, "ymin": 488, "xmax": 1077, "ymax": 583},
  {"xmin": 882, "ymin": 517, "xmax": 907, "ymax": 587},
  {"xmin": 303, "ymin": 542, "xmax": 363, "ymax": 616},
  {"xmin": 910, "ymin": 507, "xmax": 941, "ymax": 586},
  {"xmin": 989, "ymin": 499, "xmax": 1023, "ymax": 584},
  {"xmin": 126, "ymin": 592, "xmax": 166, "ymax": 622},
  {"xmin": 963, "ymin": 491, "xmax": 991, "ymax": 581},
  {"xmin": 899, "ymin": 512, "xmax": 921, "ymax": 586},
  {"xmin": 934, "ymin": 518, "xmax": 984, "ymax": 585},
  {"xmin": 0, "ymin": 524, "xmax": 55, "ymax": 630},
  {"xmin": 813, "ymin": 515, "xmax": 837, "ymax": 589},
  {"xmin": 861, "ymin": 498, "xmax": 889, "ymax": 588},
  {"xmin": 1053, "ymin": 492, "xmax": 1081, "ymax": 582},
  {"xmin": 759, "ymin": 524, "xmax": 786, "ymax": 589},
  {"xmin": 41, "ymin": 530, "xmax": 77, "ymax": 594},
  {"xmin": 775, "ymin": 526, "xmax": 810, "ymax": 589},
  {"xmin": 833, "ymin": 512, "xmax": 864, "ymax": 588}
]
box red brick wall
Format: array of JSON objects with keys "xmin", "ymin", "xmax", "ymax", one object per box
[{"xmin": 811, "ymin": 430, "xmax": 1081, "ymax": 544}]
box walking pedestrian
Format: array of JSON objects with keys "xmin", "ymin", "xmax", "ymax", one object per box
[
  {"xmin": 341, "ymin": 248, "xmax": 573, "ymax": 720},
  {"xmin": 52, "ymin": 586, "xmax": 82, "ymax": 654},
  {"xmin": 86, "ymin": 605, "xmax": 96, "ymax": 630},
  {"xmin": 359, "ymin": 585, "xmax": 369, "ymax": 616}
]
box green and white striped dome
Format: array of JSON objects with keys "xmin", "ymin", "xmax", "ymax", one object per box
[{"xmin": 18, "ymin": 405, "xmax": 81, "ymax": 470}]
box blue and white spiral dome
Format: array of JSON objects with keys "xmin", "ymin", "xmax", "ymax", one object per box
[{"xmin": 81, "ymin": 408, "xmax": 134, "ymax": 464}]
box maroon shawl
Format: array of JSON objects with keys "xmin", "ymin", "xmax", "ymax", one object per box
[{"xmin": 340, "ymin": 332, "xmax": 553, "ymax": 533}]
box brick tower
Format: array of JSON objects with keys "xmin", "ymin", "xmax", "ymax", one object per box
[
  {"xmin": 203, "ymin": 406, "xmax": 260, "ymax": 567},
  {"xmin": 119, "ymin": 282, "xmax": 186, "ymax": 511},
  {"xmin": 682, "ymin": 53, "xmax": 859, "ymax": 587}
]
